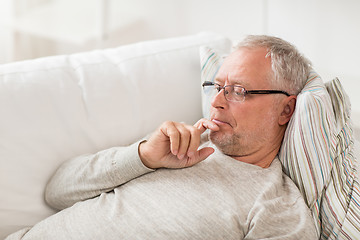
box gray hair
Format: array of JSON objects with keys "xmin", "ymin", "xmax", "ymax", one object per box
[{"xmin": 235, "ymin": 35, "xmax": 312, "ymax": 95}]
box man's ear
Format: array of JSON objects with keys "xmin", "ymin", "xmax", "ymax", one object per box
[{"xmin": 279, "ymin": 96, "xmax": 296, "ymax": 126}]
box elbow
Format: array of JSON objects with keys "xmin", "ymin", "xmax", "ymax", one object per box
[{"xmin": 44, "ymin": 179, "xmax": 67, "ymax": 211}]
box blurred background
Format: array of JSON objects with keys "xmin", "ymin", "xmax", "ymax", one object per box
[{"xmin": 0, "ymin": 0, "xmax": 359, "ymax": 117}]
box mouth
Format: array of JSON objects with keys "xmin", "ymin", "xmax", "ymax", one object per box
[{"xmin": 211, "ymin": 118, "xmax": 232, "ymax": 128}]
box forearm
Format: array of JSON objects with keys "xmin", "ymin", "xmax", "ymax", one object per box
[{"xmin": 45, "ymin": 140, "xmax": 154, "ymax": 210}]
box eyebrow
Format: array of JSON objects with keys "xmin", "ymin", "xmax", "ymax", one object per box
[{"xmin": 215, "ymin": 78, "xmax": 249, "ymax": 88}]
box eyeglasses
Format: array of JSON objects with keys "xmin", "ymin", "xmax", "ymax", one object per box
[{"xmin": 202, "ymin": 81, "xmax": 290, "ymax": 102}]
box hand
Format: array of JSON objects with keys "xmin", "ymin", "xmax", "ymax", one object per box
[{"xmin": 139, "ymin": 119, "xmax": 219, "ymax": 169}]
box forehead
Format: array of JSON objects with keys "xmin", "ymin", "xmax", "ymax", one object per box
[{"xmin": 216, "ymin": 47, "xmax": 272, "ymax": 88}]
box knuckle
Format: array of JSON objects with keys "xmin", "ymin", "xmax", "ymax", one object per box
[
  {"xmin": 187, "ymin": 126, "xmax": 200, "ymax": 137},
  {"xmin": 190, "ymin": 126, "xmax": 200, "ymax": 134},
  {"xmin": 180, "ymin": 129, "xmax": 190, "ymax": 139},
  {"xmin": 168, "ymin": 128, "xmax": 180, "ymax": 137},
  {"xmin": 162, "ymin": 120, "xmax": 174, "ymax": 127}
]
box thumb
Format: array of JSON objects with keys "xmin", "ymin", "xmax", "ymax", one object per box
[
  {"xmin": 185, "ymin": 147, "xmax": 214, "ymax": 167},
  {"xmin": 197, "ymin": 147, "xmax": 215, "ymax": 162}
]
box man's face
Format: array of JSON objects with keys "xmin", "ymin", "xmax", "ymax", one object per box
[{"xmin": 209, "ymin": 47, "xmax": 282, "ymax": 157}]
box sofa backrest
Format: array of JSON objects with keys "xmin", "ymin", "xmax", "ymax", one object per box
[{"xmin": 0, "ymin": 32, "xmax": 232, "ymax": 238}]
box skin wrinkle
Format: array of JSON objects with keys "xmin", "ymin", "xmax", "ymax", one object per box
[
  {"xmin": 210, "ymin": 98, "xmax": 279, "ymax": 158},
  {"xmin": 208, "ymin": 47, "xmax": 292, "ymax": 168}
]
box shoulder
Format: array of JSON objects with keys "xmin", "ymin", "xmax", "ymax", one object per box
[
  {"xmin": 246, "ymin": 158, "xmax": 317, "ymax": 238},
  {"xmin": 250, "ymin": 157, "xmax": 305, "ymax": 204}
]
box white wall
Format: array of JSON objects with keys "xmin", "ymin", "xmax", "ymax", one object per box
[
  {"xmin": 266, "ymin": 0, "xmax": 360, "ymax": 118},
  {"xmin": 0, "ymin": 0, "xmax": 359, "ymax": 117},
  {"xmin": 123, "ymin": 0, "xmax": 360, "ymax": 120},
  {"xmin": 121, "ymin": 0, "xmax": 360, "ymax": 116}
]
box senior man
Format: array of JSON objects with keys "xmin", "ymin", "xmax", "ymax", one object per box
[{"xmin": 6, "ymin": 36, "xmax": 318, "ymax": 240}]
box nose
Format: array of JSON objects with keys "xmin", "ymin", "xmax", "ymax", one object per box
[{"xmin": 211, "ymin": 88, "xmax": 228, "ymax": 109}]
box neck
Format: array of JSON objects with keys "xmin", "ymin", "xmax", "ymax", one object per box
[
  {"xmin": 229, "ymin": 146, "xmax": 280, "ymax": 168},
  {"xmin": 229, "ymin": 129, "xmax": 285, "ymax": 168}
]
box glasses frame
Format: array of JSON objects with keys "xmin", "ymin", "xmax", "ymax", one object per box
[{"xmin": 202, "ymin": 81, "xmax": 291, "ymax": 102}]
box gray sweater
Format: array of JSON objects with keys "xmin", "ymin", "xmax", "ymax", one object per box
[{"xmin": 6, "ymin": 139, "xmax": 318, "ymax": 240}]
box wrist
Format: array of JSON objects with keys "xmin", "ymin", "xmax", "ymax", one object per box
[{"xmin": 138, "ymin": 140, "xmax": 155, "ymax": 169}]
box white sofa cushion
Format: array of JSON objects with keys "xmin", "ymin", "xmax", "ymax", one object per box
[{"xmin": 0, "ymin": 32, "xmax": 232, "ymax": 238}]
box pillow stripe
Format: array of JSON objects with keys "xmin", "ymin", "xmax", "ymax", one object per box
[
  {"xmin": 200, "ymin": 48, "xmax": 221, "ymax": 83},
  {"xmin": 201, "ymin": 52, "xmax": 215, "ymax": 71}
]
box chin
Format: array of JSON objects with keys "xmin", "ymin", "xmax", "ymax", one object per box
[
  {"xmin": 209, "ymin": 129, "xmax": 223, "ymax": 144},
  {"xmin": 209, "ymin": 130, "xmax": 241, "ymax": 155}
]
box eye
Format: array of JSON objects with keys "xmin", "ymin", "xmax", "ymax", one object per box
[
  {"xmin": 233, "ymin": 86, "xmax": 244, "ymax": 96},
  {"xmin": 214, "ymin": 84, "xmax": 222, "ymax": 92}
]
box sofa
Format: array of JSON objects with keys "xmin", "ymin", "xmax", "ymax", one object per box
[{"xmin": 1, "ymin": 32, "xmax": 359, "ymax": 239}]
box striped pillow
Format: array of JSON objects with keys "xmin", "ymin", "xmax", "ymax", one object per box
[
  {"xmin": 200, "ymin": 46, "xmax": 227, "ymax": 119},
  {"xmin": 279, "ymin": 73, "xmax": 360, "ymax": 239}
]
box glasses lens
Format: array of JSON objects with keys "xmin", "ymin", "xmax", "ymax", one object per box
[
  {"xmin": 203, "ymin": 84, "xmax": 218, "ymax": 98},
  {"xmin": 226, "ymin": 86, "xmax": 245, "ymax": 102}
]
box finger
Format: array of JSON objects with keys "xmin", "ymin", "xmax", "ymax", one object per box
[
  {"xmin": 184, "ymin": 126, "xmax": 201, "ymax": 158},
  {"xmin": 194, "ymin": 118, "xmax": 220, "ymax": 133},
  {"xmin": 175, "ymin": 123, "xmax": 191, "ymax": 159},
  {"xmin": 160, "ymin": 121, "xmax": 180, "ymax": 156},
  {"xmin": 190, "ymin": 147, "xmax": 215, "ymax": 166}
]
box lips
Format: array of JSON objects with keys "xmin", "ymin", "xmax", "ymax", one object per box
[{"xmin": 211, "ymin": 118, "xmax": 232, "ymax": 127}]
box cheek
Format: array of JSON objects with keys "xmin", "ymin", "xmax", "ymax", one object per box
[
  {"xmin": 232, "ymin": 102, "xmax": 276, "ymax": 132},
  {"xmin": 230, "ymin": 103, "xmax": 254, "ymax": 128}
]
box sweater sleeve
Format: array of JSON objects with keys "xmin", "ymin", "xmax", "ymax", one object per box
[{"xmin": 45, "ymin": 140, "xmax": 154, "ymax": 210}]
